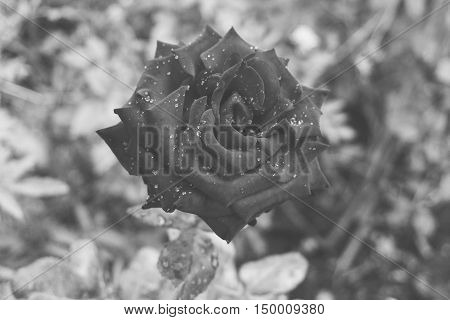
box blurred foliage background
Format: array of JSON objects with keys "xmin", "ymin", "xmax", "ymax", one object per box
[{"xmin": 0, "ymin": 0, "xmax": 449, "ymax": 299}]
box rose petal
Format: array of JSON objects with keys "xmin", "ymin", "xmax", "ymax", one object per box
[
  {"xmin": 186, "ymin": 170, "xmax": 276, "ymax": 208},
  {"xmin": 211, "ymin": 60, "xmax": 242, "ymax": 118},
  {"xmin": 96, "ymin": 123, "xmax": 138, "ymax": 175},
  {"xmin": 143, "ymin": 86, "xmax": 188, "ymax": 156},
  {"xmin": 174, "ymin": 190, "xmax": 246, "ymax": 242},
  {"xmin": 254, "ymin": 49, "xmax": 303, "ymax": 103},
  {"xmin": 230, "ymin": 171, "xmax": 311, "ymax": 223},
  {"xmin": 194, "ymin": 71, "xmax": 221, "ymax": 105},
  {"xmin": 219, "ymin": 92, "xmax": 253, "ymax": 125},
  {"xmin": 226, "ymin": 65, "xmax": 265, "ymax": 112},
  {"xmin": 202, "ymin": 215, "xmax": 246, "ymax": 243},
  {"xmin": 299, "ymin": 85, "xmax": 329, "ymax": 110},
  {"xmin": 174, "ymin": 25, "xmax": 222, "ymax": 76},
  {"xmin": 223, "ymin": 52, "xmax": 242, "ymax": 71},
  {"xmin": 155, "ymin": 41, "xmax": 179, "ymax": 58},
  {"xmin": 247, "ymin": 57, "xmax": 280, "ymax": 110},
  {"xmin": 308, "ymin": 158, "xmax": 330, "ymax": 192},
  {"xmin": 215, "ymin": 125, "xmax": 272, "ymax": 159},
  {"xmin": 295, "ymin": 139, "xmax": 328, "ymax": 175},
  {"xmin": 201, "ymin": 27, "xmax": 255, "ymax": 73},
  {"xmin": 279, "ymin": 57, "xmax": 289, "ymax": 66},
  {"xmin": 143, "ymin": 177, "xmax": 192, "ymax": 213},
  {"xmin": 136, "ymin": 54, "xmax": 190, "ymax": 105},
  {"xmin": 256, "ymin": 96, "xmax": 293, "ymax": 127},
  {"xmin": 114, "ymin": 86, "xmax": 188, "ymax": 174},
  {"xmin": 199, "ymin": 110, "xmax": 259, "ymax": 175},
  {"xmin": 144, "ymin": 86, "xmax": 188, "ymax": 126},
  {"xmin": 188, "ymin": 96, "xmax": 207, "ymax": 127},
  {"xmin": 288, "ymin": 102, "xmax": 322, "ymax": 132}
]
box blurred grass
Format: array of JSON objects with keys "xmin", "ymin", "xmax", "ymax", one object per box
[{"xmin": 0, "ymin": 0, "xmax": 449, "ymax": 299}]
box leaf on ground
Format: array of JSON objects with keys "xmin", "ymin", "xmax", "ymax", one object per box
[
  {"xmin": 70, "ymin": 100, "xmax": 104, "ymax": 138},
  {"xmin": 0, "ymin": 265, "xmax": 15, "ymax": 282},
  {"xmin": 437, "ymin": 174, "xmax": 450, "ymax": 202},
  {"xmin": 12, "ymin": 257, "xmax": 84, "ymax": 299},
  {"xmin": 435, "ymin": 58, "xmax": 450, "ymax": 85},
  {"xmin": 9, "ymin": 177, "xmax": 69, "ymax": 198},
  {"xmin": 1, "ymin": 156, "xmax": 35, "ymax": 183},
  {"xmin": 67, "ymin": 240, "xmax": 102, "ymax": 294},
  {"xmin": 118, "ymin": 247, "xmax": 165, "ymax": 299},
  {"xmin": 0, "ymin": 190, "xmax": 24, "ymax": 220},
  {"xmin": 239, "ymin": 252, "xmax": 308, "ymax": 295},
  {"xmin": 28, "ymin": 292, "xmax": 63, "ymax": 299},
  {"xmin": 0, "ymin": 281, "xmax": 15, "ymax": 300}
]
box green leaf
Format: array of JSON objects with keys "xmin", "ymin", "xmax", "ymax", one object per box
[{"xmin": 157, "ymin": 229, "xmax": 218, "ymax": 299}]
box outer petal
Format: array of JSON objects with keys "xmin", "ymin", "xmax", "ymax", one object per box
[
  {"xmin": 155, "ymin": 41, "xmax": 180, "ymax": 58},
  {"xmin": 186, "ymin": 166, "xmax": 295, "ymax": 210},
  {"xmin": 308, "ymin": 158, "xmax": 330, "ymax": 192},
  {"xmin": 134, "ymin": 54, "xmax": 190, "ymax": 106},
  {"xmin": 174, "ymin": 25, "xmax": 222, "ymax": 76},
  {"xmin": 201, "ymin": 27, "xmax": 256, "ymax": 73},
  {"xmin": 143, "ymin": 86, "xmax": 189, "ymax": 170},
  {"xmin": 254, "ymin": 49, "xmax": 303, "ymax": 103},
  {"xmin": 139, "ymin": 85, "xmax": 194, "ymax": 212},
  {"xmin": 230, "ymin": 171, "xmax": 311, "ymax": 223},
  {"xmin": 174, "ymin": 190, "xmax": 246, "ymax": 242},
  {"xmin": 96, "ymin": 123, "xmax": 138, "ymax": 175},
  {"xmin": 143, "ymin": 177, "xmax": 193, "ymax": 213},
  {"xmin": 300, "ymin": 85, "xmax": 329, "ymax": 110}
]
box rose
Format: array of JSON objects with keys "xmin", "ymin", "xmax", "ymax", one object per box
[{"xmin": 98, "ymin": 26, "xmax": 329, "ymax": 242}]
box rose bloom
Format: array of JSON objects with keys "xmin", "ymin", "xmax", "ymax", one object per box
[{"xmin": 98, "ymin": 26, "xmax": 329, "ymax": 242}]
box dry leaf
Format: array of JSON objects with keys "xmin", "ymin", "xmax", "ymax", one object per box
[
  {"xmin": 8, "ymin": 177, "xmax": 69, "ymax": 198},
  {"xmin": 239, "ymin": 252, "xmax": 308, "ymax": 295}
]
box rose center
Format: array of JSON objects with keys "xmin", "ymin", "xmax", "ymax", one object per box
[{"xmin": 220, "ymin": 92, "xmax": 257, "ymax": 135}]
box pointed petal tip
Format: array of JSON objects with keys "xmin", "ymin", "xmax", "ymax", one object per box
[
  {"xmin": 96, "ymin": 123, "xmax": 121, "ymax": 139},
  {"xmin": 204, "ymin": 24, "xmax": 220, "ymax": 36}
]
